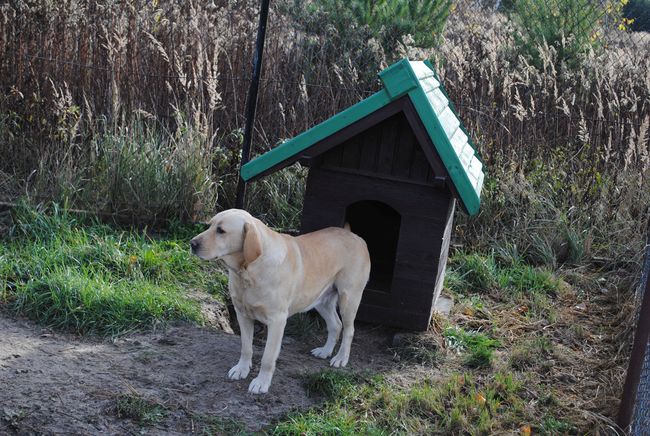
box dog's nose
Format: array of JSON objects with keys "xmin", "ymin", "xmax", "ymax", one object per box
[{"xmin": 190, "ymin": 239, "xmax": 200, "ymax": 252}]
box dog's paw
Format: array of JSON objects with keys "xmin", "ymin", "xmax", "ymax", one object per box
[
  {"xmin": 228, "ymin": 363, "xmax": 251, "ymax": 380},
  {"xmin": 248, "ymin": 375, "xmax": 271, "ymax": 394},
  {"xmin": 311, "ymin": 346, "xmax": 333, "ymax": 359},
  {"xmin": 329, "ymin": 353, "xmax": 349, "ymax": 368}
]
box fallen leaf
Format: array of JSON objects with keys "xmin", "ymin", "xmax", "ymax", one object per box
[
  {"xmin": 520, "ymin": 425, "xmax": 532, "ymax": 435},
  {"xmin": 517, "ymin": 305, "xmax": 529, "ymax": 315}
]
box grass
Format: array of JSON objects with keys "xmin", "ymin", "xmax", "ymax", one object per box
[
  {"xmin": 444, "ymin": 327, "xmax": 501, "ymax": 369},
  {"xmin": 0, "ymin": 203, "xmax": 228, "ymax": 336},
  {"xmin": 114, "ymin": 393, "xmax": 167, "ymax": 426},
  {"xmin": 510, "ymin": 336, "xmax": 555, "ymax": 371},
  {"xmin": 446, "ymin": 252, "xmax": 562, "ymax": 321},
  {"xmin": 271, "ymin": 370, "xmax": 531, "ymax": 435},
  {"xmin": 193, "ymin": 415, "xmax": 249, "ymax": 436},
  {"xmin": 390, "ymin": 333, "xmax": 443, "ymax": 366},
  {"xmin": 302, "ymin": 369, "xmax": 367, "ymax": 400}
]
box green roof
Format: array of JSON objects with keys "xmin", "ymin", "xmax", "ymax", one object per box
[{"xmin": 241, "ymin": 58, "xmax": 484, "ymax": 216}]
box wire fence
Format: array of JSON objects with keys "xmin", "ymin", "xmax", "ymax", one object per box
[{"xmin": 618, "ymin": 240, "xmax": 650, "ymax": 432}]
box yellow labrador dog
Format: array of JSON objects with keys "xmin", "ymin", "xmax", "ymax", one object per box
[{"xmin": 190, "ymin": 209, "xmax": 370, "ymax": 394}]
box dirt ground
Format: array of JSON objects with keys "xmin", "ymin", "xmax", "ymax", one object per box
[{"xmin": 0, "ymin": 313, "xmax": 400, "ymax": 435}]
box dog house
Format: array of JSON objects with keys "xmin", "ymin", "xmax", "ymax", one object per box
[{"xmin": 241, "ymin": 59, "xmax": 484, "ymax": 330}]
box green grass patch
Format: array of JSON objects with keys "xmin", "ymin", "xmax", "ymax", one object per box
[
  {"xmin": 272, "ymin": 407, "xmax": 377, "ymax": 436},
  {"xmin": 444, "ymin": 327, "xmax": 500, "ymax": 368},
  {"xmin": 271, "ymin": 372, "xmax": 532, "ymax": 435},
  {"xmin": 0, "ymin": 203, "xmax": 227, "ymax": 336},
  {"xmin": 446, "ymin": 252, "xmax": 561, "ymax": 322},
  {"xmin": 540, "ymin": 416, "xmax": 577, "ymax": 435},
  {"xmin": 510, "ymin": 336, "xmax": 555, "ymax": 371},
  {"xmin": 194, "ymin": 414, "xmax": 249, "ymax": 435},
  {"xmin": 302, "ymin": 369, "xmax": 367, "ymax": 400},
  {"xmin": 390, "ymin": 333, "xmax": 443, "ymax": 366},
  {"xmin": 447, "ymin": 252, "xmax": 560, "ymax": 297},
  {"xmin": 114, "ymin": 393, "xmax": 167, "ymax": 425}
]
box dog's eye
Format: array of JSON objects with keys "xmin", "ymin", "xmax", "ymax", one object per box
[{"xmin": 216, "ymin": 226, "xmax": 225, "ymax": 234}]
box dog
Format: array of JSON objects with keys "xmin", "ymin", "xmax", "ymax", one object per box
[{"xmin": 190, "ymin": 209, "xmax": 370, "ymax": 394}]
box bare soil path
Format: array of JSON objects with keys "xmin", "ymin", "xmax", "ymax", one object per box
[{"xmin": 0, "ymin": 314, "xmax": 398, "ymax": 434}]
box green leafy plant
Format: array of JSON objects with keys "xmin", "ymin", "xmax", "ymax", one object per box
[
  {"xmin": 624, "ymin": 0, "xmax": 650, "ymax": 31},
  {"xmin": 115, "ymin": 393, "xmax": 167, "ymax": 425},
  {"xmin": 287, "ymin": 0, "xmax": 452, "ymax": 64},
  {"xmin": 444, "ymin": 327, "xmax": 500, "ymax": 368},
  {"xmin": 509, "ymin": 0, "xmax": 608, "ymax": 67}
]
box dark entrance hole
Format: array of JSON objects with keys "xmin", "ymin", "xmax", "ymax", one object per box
[{"xmin": 345, "ymin": 200, "xmax": 400, "ymax": 293}]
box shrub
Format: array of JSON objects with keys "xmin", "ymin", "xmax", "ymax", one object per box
[
  {"xmin": 625, "ymin": 0, "xmax": 650, "ymax": 31},
  {"xmin": 509, "ymin": 0, "xmax": 610, "ymax": 67},
  {"xmin": 286, "ymin": 0, "xmax": 452, "ymax": 70}
]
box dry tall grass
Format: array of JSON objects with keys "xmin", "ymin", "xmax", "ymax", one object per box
[{"xmin": 0, "ymin": 0, "xmax": 648, "ymax": 252}]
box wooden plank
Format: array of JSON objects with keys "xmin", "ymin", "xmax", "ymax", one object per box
[
  {"xmin": 392, "ymin": 125, "xmax": 415, "ymax": 178},
  {"xmin": 389, "ymin": 284, "xmax": 438, "ymax": 309},
  {"xmin": 340, "ymin": 134, "xmax": 363, "ymax": 170},
  {"xmin": 402, "ymin": 98, "xmax": 448, "ymax": 177},
  {"xmin": 299, "ymin": 167, "xmax": 456, "ymax": 330},
  {"xmin": 410, "ymin": 138, "xmax": 434, "ymax": 183},
  {"xmin": 321, "ymin": 143, "xmax": 343, "ymax": 168},
  {"xmin": 356, "ymin": 303, "xmax": 432, "ymax": 330},
  {"xmin": 361, "ymin": 288, "xmax": 392, "ymax": 307},
  {"xmin": 318, "ymin": 165, "xmax": 446, "ymax": 188},
  {"xmin": 359, "ymin": 123, "xmax": 380, "ymax": 172},
  {"xmin": 241, "ymin": 90, "xmax": 393, "ymax": 181},
  {"xmin": 432, "ymin": 199, "xmax": 456, "ymax": 307},
  {"xmin": 376, "ymin": 114, "xmax": 400, "ymax": 174}
]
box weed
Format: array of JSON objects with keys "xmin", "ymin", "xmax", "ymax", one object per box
[
  {"xmin": 302, "ymin": 369, "xmax": 365, "ymax": 400},
  {"xmin": 195, "ymin": 415, "xmax": 249, "ymax": 436},
  {"xmin": 114, "ymin": 393, "xmax": 167, "ymax": 425},
  {"xmin": 449, "ymin": 253, "xmax": 498, "ymax": 293},
  {"xmin": 510, "ymin": 336, "xmax": 555, "ymax": 370},
  {"xmin": 390, "ymin": 333, "xmax": 443, "ymax": 366},
  {"xmin": 444, "ymin": 327, "xmax": 500, "ymax": 368},
  {"xmin": 271, "ymin": 407, "xmax": 375, "ymax": 436},
  {"xmin": 540, "ymin": 416, "xmax": 577, "ymax": 434}
]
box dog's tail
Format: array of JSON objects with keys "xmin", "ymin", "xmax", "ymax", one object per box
[{"xmin": 343, "ymin": 222, "xmax": 351, "ymax": 231}]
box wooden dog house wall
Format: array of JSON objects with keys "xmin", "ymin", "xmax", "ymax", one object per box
[{"xmin": 241, "ymin": 59, "xmax": 485, "ymax": 330}]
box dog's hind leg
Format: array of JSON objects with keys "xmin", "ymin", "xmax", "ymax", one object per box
[
  {"xmin": 330, "ymin": 286, "xmax": 363, "ymax": 368},
  {"xmin": 311, "ymin": 288, "xmax": 342, "ymax": 359}
]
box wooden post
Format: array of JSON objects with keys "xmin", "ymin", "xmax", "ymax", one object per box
[{"xmin": 235, "ymin": 0, "xmax": 271, "ymax": 209}]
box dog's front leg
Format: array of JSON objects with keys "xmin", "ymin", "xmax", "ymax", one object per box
[
  {"xmin": 248, "ymin": 317, "xmax": 287, "ymax": 394},
  {"xmin": 228, "ymin": 308, "xmax": 254, "ymax": 380}
]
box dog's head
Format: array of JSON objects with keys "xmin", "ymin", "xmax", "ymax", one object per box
[{"xmin": 190, "ymin": 209, "xmax": 262, "ymax": 267}]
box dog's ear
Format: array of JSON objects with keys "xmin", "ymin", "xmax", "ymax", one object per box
[{"xmin": 242, "ymin": 222, "xmax": 262, "ymax": 268}]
